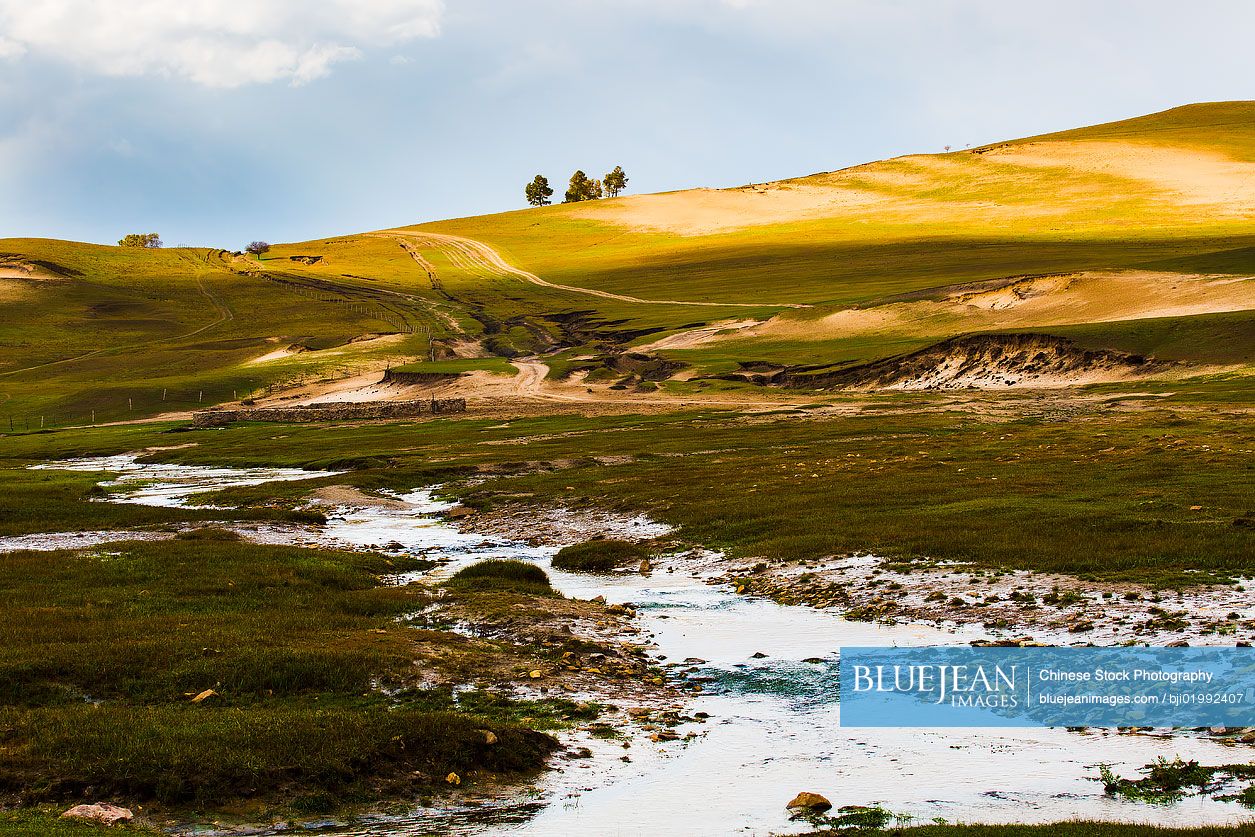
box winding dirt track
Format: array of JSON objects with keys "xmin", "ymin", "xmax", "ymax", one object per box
[{"xmin": 376, "ymin": 230, "xmax": 807, "ymax": 309}]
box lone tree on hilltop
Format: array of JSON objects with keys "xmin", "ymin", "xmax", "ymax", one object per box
[
  {"xmin": 118, "ymin": 232, "xmax": 162, "ymax": 248},
  {"xmin": 525, "ymin": 174, "xmax": 554, "ymax": 207},
  {"xmin": 246, "ymin": 241, "xmax": 271, "ymax": 256},
  {"xmin": 604, "ymin": 165, "xmax": 628, "ymax": 197},
  {"xmin": 564, "ymin": 170, "xmax": 603, "ymax": 203}
]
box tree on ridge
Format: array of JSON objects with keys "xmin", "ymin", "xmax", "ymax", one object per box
[
  {"xmin": 604, "ymin": 165, "xmax": 628, "ymax": 197},
  {"xmin": 525, "ymin": 175, "xmax": 554, "ymax": 206}
]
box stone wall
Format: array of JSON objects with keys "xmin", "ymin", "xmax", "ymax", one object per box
[{"xmin": 191, "ymin": 398, "xmax": 466, "ymax": 427}]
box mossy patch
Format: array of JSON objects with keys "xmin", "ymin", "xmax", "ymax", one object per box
[{"xmin": 552, "ymin": 540, "xmax": 650, "ymax": 573}]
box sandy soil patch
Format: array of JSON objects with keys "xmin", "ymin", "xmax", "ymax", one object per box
[
  {"xmin": 986, "ymin": 140, "xmax": 1255, "ymax": 214},
  {"xmin": 310, "ymin": 485, "xmax": 412, "ymax": 510},
  {"xmin": 633, "ymin": 319, "xmax": 762, "ymax": 351},
  {"xmin": 247, "ymin": 345, "xmax": 306, "ymax": 365},
  {"xmin": 246, "ymin": 333, "xmax": 410, "ymax": 366},
  {"xmin": 571, "ymin": 139, "xmax": 1255, "ymax": 235},
  {"xmin": 571, "ymin": 184, "xmax": 891, "ymax": 236},
  {"xmin": 0, "ymin": 261, "xmax": 62, "ymax": 281},
  {"xmin": 715, "ymin": 270, "xmax": 1255, "ymax": 345}
]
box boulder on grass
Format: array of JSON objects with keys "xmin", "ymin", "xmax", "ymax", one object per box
[{"xmin": 61, "ymin": 803, "xmax": 134, "ymax": 825}]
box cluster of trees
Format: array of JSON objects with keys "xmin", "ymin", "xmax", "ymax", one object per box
[
  {"xmin": 116, "ymin": 234, "xmax": 273, "ymax": 257},
  {"xmin": 117, "ymin": 232, "xmax": 162, "ymax": 248},
  {"xmin": 526, "ymin": 166, "xmax": 628, "ymax": 207}
]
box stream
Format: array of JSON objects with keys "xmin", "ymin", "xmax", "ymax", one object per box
[{"xmin": 19, "ymin": 457, "xmax": 1254, "ymax": 836}]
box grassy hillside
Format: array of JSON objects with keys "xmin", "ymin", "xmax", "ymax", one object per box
[
  {"xmin": 0, "ymin": 239, "xmax": 451, "ymax": 424},
  {"xmin": 2, "ymin": 102, "xmax": 1253, "ymax": 422}
]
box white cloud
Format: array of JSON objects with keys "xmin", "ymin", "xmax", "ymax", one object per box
[{"xmin": 0, "ymin": 0, "xmax": 442, "ymax": 87}]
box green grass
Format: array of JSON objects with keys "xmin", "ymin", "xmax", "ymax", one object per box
[
  {"xmin": 0, "ymin": 704, "xmax": 553, "ymax": 807},
  {"xmin": 0, "ymin": 539, "xmax": 427, "ymax": 704},
  {"xmin": 0, "ymin": 537, "xmax": 556, "ymax": 809},
  {"xmin": 552, "ymin": 540, "xmax": 650, "ymax": 573},
  {"xmin": 0, "ymin": 240, "xmax": 453, "ymax": 424},
  {"xmin": 0, "ymin": 811, "xmax": 160, "ymax": 836},
  {"xmin": 0, "ymin": 467, "xmax": 322, "ymax": 537},
  {"xmin": 447, "ymin": 559, "xmax": 556, "ymax": 595},
  {"xmin": 6, "ymin": 395, "xmax": 1250, "ymax": 586},
  {"xmin": 1013, "ymin": 311, "xmax": 1255, "ymax": 366},
  {"xmin": 1009, "ymin": 100, "xmax": 1255, "ymax": 160}
]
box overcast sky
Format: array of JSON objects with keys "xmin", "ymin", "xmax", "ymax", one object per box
[{"xmin": 1, "ymin": 0, "xmax": 1252, "ymax": 247}]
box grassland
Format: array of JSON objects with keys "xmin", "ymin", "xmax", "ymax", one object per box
[
  {"xmin": 2, "ymin": 102, "xmax": 1253, "ymax": 426},
  {"xmin": 1, "ymin": 102, "xmax": 1253, "ymax": 831},
  {"xmin": 0, "ymin": 534, "xmax": 572, "ymax": 815},
  {"xmin": 3, "ymin": 384, "xmax": 1250, "ymax": 586}
]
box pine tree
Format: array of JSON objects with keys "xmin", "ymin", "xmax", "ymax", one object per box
[
  {"xmin": 564, "ymin": 170, "xmax": 603, "ymax": 203},
  {"xmin": 524, "ymin": 174, "xmax": 553, "ymax": 206},
  {"xmin": 604, "ymin": 165, "xmax": 628, "ymax": 198}
]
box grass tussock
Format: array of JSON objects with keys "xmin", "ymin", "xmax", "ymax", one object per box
[
  {"xmin": 447, "ymin": 559, "xmax": 556, "ymax": 596},
  {"xmin": 552, "ymin": 539, "xmax": 650, "ymax": 573}
]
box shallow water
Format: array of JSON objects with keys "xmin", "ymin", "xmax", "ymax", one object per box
[
  {"xmin": 30, "ymin": 458, "xmax": 1255, "ymax": 835},
  {"xmin": 30, "ymin": 454, "xmax": 331, "ymax": 507}
]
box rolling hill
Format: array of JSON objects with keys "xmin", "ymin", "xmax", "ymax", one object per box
[{"xmin": 1, "ymin": 102, "xmax": 1253, "ymax": 423}]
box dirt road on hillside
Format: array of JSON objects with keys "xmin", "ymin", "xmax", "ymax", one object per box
[{"xmin": 374, "ymin": 230, "xmax": 807, "ymax": 309}]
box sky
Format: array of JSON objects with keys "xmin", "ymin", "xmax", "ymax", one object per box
[{"xmin": 1, "ymin": 0, "xmax": 1253, "ymax": 247}]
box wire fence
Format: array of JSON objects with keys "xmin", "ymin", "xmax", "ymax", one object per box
[{"xmin": 3, "ymin": 365, "xmax": 389, "ymax": 430}]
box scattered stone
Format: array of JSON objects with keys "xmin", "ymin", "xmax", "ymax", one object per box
[
  {"xmin": 61, "ymin": 804, "xmax": 133, "ymax": 825},
  {"xmin": 478, "ymin": 729, "xmax": 498, "ymax": 745},
  {"xmin": 786, "ymin": 791, "xmax": 832, "ymax": 812},
  {"xmin": 445, "ymin": 506, "xmax": 475, "ymax": 519},
  {"xmin": 750, "ymin": 651, "xmax": 769, "ymax": 659},
  {"xmin": 639, "ymin": 558, "xmax": 652, "ymax": 574}
]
